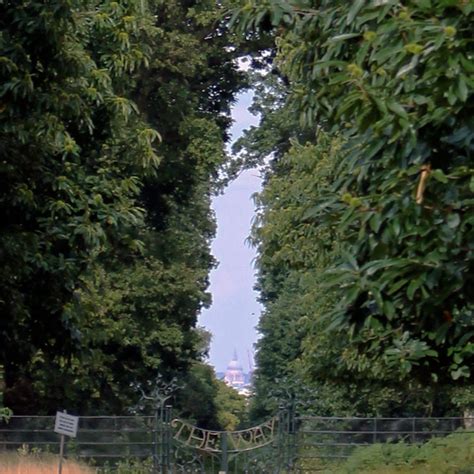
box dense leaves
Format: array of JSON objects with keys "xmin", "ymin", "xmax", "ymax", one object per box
[
  {"xmin": 0, "ymin": 0, "xmax": 246, "ymax": 417},
  {"xmin": 0, "ymin": 0, "xmax": 160, "ymax": 413},
  {"xmin": 174, "ymin": 361, "xmax": 248, "ymax": 430},
  {"xmin": 234, "ymin": 0, "xmax": 473, "ymax": 416}
]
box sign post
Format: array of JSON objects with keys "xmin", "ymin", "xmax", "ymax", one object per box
[
  {"xmin": 54, "ymin": 411, "xmax": 79, "ymax": 474},
  {"xmin": 58, "ymin": 433, "xmax": 65, "ymax": 474}
]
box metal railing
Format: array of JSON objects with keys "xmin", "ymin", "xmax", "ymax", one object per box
[
  {"xmin": 1, "ymin": 414, "xmax": 473, "ymax": 472},
  {"xmin": 0, "ymin": 413, "xmax": 285, "ymax": 473},
  {"xmin": 0, "ymin": 415, "xmax": 157, "ymax": 462},
  {"xmin": 295, "ymin": 416, "xmax": 474, "ymax": 462}
]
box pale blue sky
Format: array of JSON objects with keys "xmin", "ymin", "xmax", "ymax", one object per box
[{"xmin": 198, "ymin": 91, "xmax": 262, "ymax": 373}]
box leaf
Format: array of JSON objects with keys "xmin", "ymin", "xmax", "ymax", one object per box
[
  {"xmin": 458, "ymin": 331, "xmax": 474, "ymax": 346},
  {"xmin": 328, "ymin": 33, "xmax": 361, "ymax": 43},
  {"xmin": 407, "ymin": 277, "xmax": 423, "ymax": 300},
  {"xmin": 383, "ymin": 300, "xmax": 396, "ymax": 319},
  {"xmin": 451, "ymin": 366, "xmax": 470, "ymax": 380},
  {"xmin": 344, "ymin": 285, "xmax": 361, "ymax": 305},
  {"xmin": 363, "ymin": 138, "xmax": 386, "ymax": 160},
  {"xmin": 363, "ymin": 259, "xmax": 396, "ymax": 276},
  {"xmin": 347, "ymin": 0, "xmax": 364, "ymax": 25},
  {"xmin": 456, "ymin": 75, "xmax": 468, "ymax": 102},
  {"xmin": 447, "ymin": 213, "xmax": 460, "ymax": 228},
  {"xmin": 431, "ymin": 169, "xmax": 448, "ymax": 183},
  {"xmin": 342, "ymin": 251, "xmax": 360, "ymax": 271},
  {"xmin": 387, "ymin": 101, "xmax": 409, "ymax": 119},
  {"xmin": 392, "ymin": 219, "xmax": 401, "ymax": 237},
  {"xmin": 417, "ymin": 0, "xmax": 431, "ymax": 8},
  {"xmin": 442, "ymin": 126, "xmax": 472, "ymax": 146},
  {"xmin": 270, "ymin": 8, "xmax": 283, "ymax": 26},
  {"xmin": 396, "ymin": 56, "xmax": 418, "ymax": 78},
  {"xmin": 322, "ymin": 270, "xmax": 353, "ymax": 287},
  {"xmin": 369, "ymin": 213, "xmax": 382, "ymax": 233}
]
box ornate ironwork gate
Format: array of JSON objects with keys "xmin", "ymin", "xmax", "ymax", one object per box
[{"xmin": 157, "ymin": 406, "xmax": 295, "ymax": 473}]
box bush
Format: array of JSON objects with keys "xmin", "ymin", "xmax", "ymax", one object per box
[
  {"xmin": 96, "ymin": 457, "xmax": 153, "ymax": 474},
  {"xmin": 332, "ymin": 432, "xmax": 474, "ymax": 474}
]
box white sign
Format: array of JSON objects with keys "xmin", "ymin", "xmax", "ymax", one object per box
[{"xmin": 54, "ymin": 411, "xmax": 79, "ymax": 438}]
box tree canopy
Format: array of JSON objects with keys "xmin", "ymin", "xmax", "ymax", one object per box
[
  {"xmin": 232, "ymin": 0, "xmax": 473, "ymax": 417},
  {"xmin": 0, "ymin": 0, "xmax": 246, "ymax": 420},
  {"xmin": 2, "ymin": 0, "xmax": 472, "ymax": 423}
]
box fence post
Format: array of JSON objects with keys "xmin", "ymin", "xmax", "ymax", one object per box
[
  {"xmin": 153, "ymin": 403, "xmax": 159, "ymax": 473},
  {"xmin": 276, "ymin": 405, "xmax": 286, "ymax": 472},
  {"xmin": 164, "ymin": 405, "xmax": 172, "ymax": 473},
  {"xmin": 287, "ymin": 398, "xmax": 296, "ymax": 472},
  {"xmin": 280, "ymin": 398, "xmax": 296, "ymax": 473}
]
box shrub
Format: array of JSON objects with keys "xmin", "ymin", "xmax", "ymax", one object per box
[
  {"xmin": 96, "ymin": 457, "xmax": 153, "ymax": 474},
  {"xmin": 333, "ymin": 431, "xmax": 474, "ymax": 474}
]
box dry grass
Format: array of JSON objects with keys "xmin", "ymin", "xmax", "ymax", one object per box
[{"xmin": 0, "ymin": 452, "xmax": 95, "ymax": 474}]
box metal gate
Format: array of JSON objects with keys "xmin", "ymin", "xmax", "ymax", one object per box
[
  {"xmin": 157, "ymin": 405, "xmax": 294, "ymax": 473},
  {"xmin": 1, "ymin": 411, "xmax": 471, "ymax": 472}
]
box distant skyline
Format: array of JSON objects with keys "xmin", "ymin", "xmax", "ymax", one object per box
[{"xmin": 198, "ymin": 91, "xmax": 262, "ymax": 373}]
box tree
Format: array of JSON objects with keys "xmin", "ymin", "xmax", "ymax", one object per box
[
  {"xmin": 233, "ymin": 0, "xmax": 473, "ymax": 416},
  {"xmin": 1, "ymin": 0, "xmax": 247, "ymax": 415},
  {"xmin": 0, "ymin": 0, "xmax": 160, "ymax": 413},
  {"xmin": 215, "ymin": 379, "xmax": 249, "ymax": 430}
]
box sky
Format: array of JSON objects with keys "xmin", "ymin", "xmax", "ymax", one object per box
[{"xmin": 198, "ymin": 91, "xmax": 262, "ymax": 373}]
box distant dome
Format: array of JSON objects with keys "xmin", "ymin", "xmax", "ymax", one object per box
[
  {"xmin": 227, "ymin": 358, "xmax": 242, "ymax": 370},
  {"xmin": 224, "ymin": 350, "xmax": 245, "ymax": 388}
]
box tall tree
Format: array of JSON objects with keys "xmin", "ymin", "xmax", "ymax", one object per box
[
  {"xmin": 1, "ymin": 0, "xmax": 246, "ymax": 416},
  {"xmin": 233, "ymin": 0, "xmax": 473, "ymax": 416},
  {"xmin": 0, "ymin": 0, "xmax": 160, "ymax": 413}
]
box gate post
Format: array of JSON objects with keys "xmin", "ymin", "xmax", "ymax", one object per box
[
  {"xmin": 220, "ymin": 431, "xmax": 228, "ymax": 473},
  {"xmin": 152, "ymin": 402, "xmax": 173, "ymax": 473},
  {"xmin": 139, "ymin": 376, "xmax": 177, "ymax": 473},
  {"xmin": 162, "ymin": 405, "xmax": 172, "ymax": 473},
  {"xmin": 153, "ymin": 403, "xmax": 159, "ymax": 473}
]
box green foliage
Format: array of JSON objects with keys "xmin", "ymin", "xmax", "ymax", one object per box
[
  {"xmin": 23, "ymin": 260, "xmax": 213, "ymax": 414},
  {"xmin": 175, "ymin": 362, "xmax": 222, "ymax": 429},
  {"xmin": 247, "ymin": 134, "xmax": 447, "ymax": 418},
  {"xmin": 0, "ymin": 364, "xmax": 12, "ymax": 420},
  {"xmin": 330, "ymin": 432, "xmax": 474, "ymax": 474},
  {"xmin": 1, "ymin": 0, "xmax": 246, "ymax": 419},
  {"xmin": 1, "ymin": 0, "xmax": 159, "ymax": 413},
  {"xmin": 234, "ymin": 0, "xmax": 474, "ymax": 415},
  {"xmin": 248, "ymin": 136, "xmax": 346, "ymax": 417},
  {"xmin": 215, "ymin": 379, "xmax": 249, "ymax": 430},
  {"xmin": 174, "ymin": 362, "xmax": 248, "ymax": 430},
  {"xmin": 231, "ymin": 69, "xmax": 311, "ymax": 172},
  {"xmin": 97, "ymin": 458, "xmax": 152, "ymax": 474}
]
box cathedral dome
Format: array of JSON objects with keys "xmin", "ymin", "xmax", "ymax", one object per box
[
  {"xmin": 227, "ymin": 358, "xmax": 243, "ymax": 371},
  {"xmin": 224, "ymin": 351, "xmax": 245, "ymax": 388}
]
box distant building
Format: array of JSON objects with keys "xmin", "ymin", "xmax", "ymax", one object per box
[{"xmin": 223, "ymin": 350, "xmax": 253, "ymax": 396}]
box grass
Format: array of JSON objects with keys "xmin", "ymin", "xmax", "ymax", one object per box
[{"xmin": 0, "ymin": 452, "xmax": 94, "ymax": 474}]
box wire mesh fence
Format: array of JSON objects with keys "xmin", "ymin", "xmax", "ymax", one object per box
[
  {"xmin": 295, "ymin": 415, "xmax": 474, "ymax": 464},
  {"xmin": 0, "ymin": 414, "xmax": 473, "ymax": 472},
  {"xmin": 0, "ymin": 415, "xmax": 157, "ymax": 465}
]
